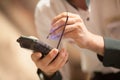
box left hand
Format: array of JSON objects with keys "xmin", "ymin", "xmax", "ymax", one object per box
[{"xmin": 31, "ymin": 48, "xmax": 68, "ymax": 77}]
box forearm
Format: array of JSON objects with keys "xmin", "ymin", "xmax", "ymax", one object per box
[{"xmin": 75, "ymin": 32, "xmax": 104, "ymax": 56}]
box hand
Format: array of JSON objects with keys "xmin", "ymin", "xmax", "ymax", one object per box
[
  {"xmin": 50, "ymin": 12, "xmax": 104, "ymax": 55},
  {"xmin": 50, "ymin": 12, "xmax": 91, "ymax": 48},
  {"xmin": 31, "ymin": 48, "xmax": 68, "ymax": 77}
]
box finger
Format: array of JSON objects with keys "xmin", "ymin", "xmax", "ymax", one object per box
[
  {"xmin": 49, "ymin": 48, "xmax": 67, "ymax": 68},
  {"xmin": 52, "ymin": 12, "xmax": 79, "ymax": 25},
  {"xmin": 52, "ymin": 17, "xmax": 81, "ymax": 29},
  {"xmin": 31, "ymin": 52, "xmax": 42, "ymax": 63},
  {"xmin": 56, "ymin": 49, "xmax": 68, "ymax": 69},
  {"xmin": 42, "ymin": 49, "xmax": 68, "ymax": 74},
  {"xmin": 40, "ymin": 48, "xmax": 59, "ymax": 66},
  {"xmin": 64, "ymin": 25, "xmax": 80, "ymax": 39},
  {"xmin": 49, "ymin": 23, "xmax": 78, "ymax": 40},
  {"xmin": 50, "ymin": 18, "xmax": 80, "ymax": 36},
  {"xmin": 65, "ymin": 23, "xmax": 79, "ymax": 33}
]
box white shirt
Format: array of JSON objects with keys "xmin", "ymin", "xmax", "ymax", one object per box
[{"xmin": 94, "ymin": 0, "xmax": 120, "ymax": 40}]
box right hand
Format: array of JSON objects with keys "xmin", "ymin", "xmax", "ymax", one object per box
[
  {"xmin": 31, "ymin": 48, "xmax": 68, "ymax": 77},
  {"xmin": 51, "ymin": 12, "xmax": 104, "ymax": 54}
]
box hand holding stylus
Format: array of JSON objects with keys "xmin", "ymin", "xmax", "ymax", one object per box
[{"xmin": 50, "ymin": 12, "xmax": 104, "ymax": 54}]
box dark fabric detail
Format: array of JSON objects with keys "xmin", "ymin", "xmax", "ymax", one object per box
[
  {"xmin": 91, "ymin": 72, "xmax": 120, "ymax": 80},
  {"xmin": 103, "ymin": 38, "xmax": 120, "ymax": 68},
  {"xmin": 37, "ymin": 69, "xmax": 62, "ymax": 80}
]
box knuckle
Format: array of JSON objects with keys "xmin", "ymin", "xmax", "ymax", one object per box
[
  {"xmin": 76, "ymin": 18, "xmax": 81, "ymax": 22},
  {"xmin": 61, "ymin": 18, "xmax": 66, "ymax": 23},
  {"xmin": 62, "ymin": 12, "xmax": 67, "ymax": 16},
  {"xmin": 60, "ymin": 53, "xmax": 65, "ymax": 59},
  {"xmin": 75, "ymin": 14, "xmax": 80, "ymax": 17},
  {"xmin": 72, "ymin": 19, "xmax": 76, "ymax": 23},
  {"xmin": 76, "ymin": 22, "xmax": 81, "ymax": 27}
]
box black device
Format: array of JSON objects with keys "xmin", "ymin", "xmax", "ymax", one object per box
[{"xmin": 17, "ymin": 36, "xmax": 53, "ymax": 58}]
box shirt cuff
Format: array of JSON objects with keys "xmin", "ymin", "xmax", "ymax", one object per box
[
  {"xmin": 97, "ymin": 37, "xmax": 120, "ymax": 68},
  {"xmin": 37, "ymin": 69, "xmax": 62, "ymax": 80}
]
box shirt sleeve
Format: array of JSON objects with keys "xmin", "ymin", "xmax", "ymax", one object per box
[{"xmin": 98, "ymin": 37, "xmax": 120, "ymax": 69}]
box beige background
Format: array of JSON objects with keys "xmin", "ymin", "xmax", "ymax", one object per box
[{"xmin": 0, "ymin": 0, "xmax": 40, "ymax": 80}]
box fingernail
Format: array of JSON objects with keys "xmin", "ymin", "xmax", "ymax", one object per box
[{"xmin": 53, "ymin": 48, "xmax": 58, "ymax": 54}]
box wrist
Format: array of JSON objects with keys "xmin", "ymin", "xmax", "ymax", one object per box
[
  {"xmin": 37, "ymin": 69, "xmax": 55, "ymax": 78},
  {"xmin": 87, "ymin": 33, "xmax": 104, "ymax": 56}
]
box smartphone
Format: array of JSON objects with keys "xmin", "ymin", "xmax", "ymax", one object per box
[{"xmin": 17, "ymin": 36, "xmax": 53, "ymax": 58}]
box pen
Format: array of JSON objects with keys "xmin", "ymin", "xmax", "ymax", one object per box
[{"xmin": 47, "ymin": 12, "xmax": 69, "ymax": 49}]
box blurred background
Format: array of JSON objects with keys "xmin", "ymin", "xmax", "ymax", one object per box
[{"xmin": 0, "ymin": 0, "xmax": 40, "ymax": 80}]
